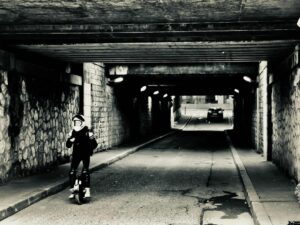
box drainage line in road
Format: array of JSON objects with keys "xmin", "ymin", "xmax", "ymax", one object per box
[
  {"xmin": 199, "ymin": 207, "xmax": 206, "ymax": 225},
  {"xmin": 180, "ymin": 116, "xmax": 192, "ymax": 130},
  {"xmin": 206, "ymin": 150, "xmax": 215, "ymax": 187}
]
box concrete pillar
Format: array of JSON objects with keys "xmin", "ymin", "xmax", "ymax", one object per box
[
  {"xmin": 269, "ymin": 45, "xmax": 300, "ymax": 180},
  {"xmin": 233, "ymin": 95, "xmax": 243, "ymax": 137},
  {"xmin": 83, "ymin": 82, "xmax": 92, "ymax": 128},
  {"xmin": 83, "ymin": 62, "xmax": 104, "ymax": 129},
  {"xmin": 173, "ymin": 96, "xmax": 182, "ymax": 121},
  {"xmin": 258, "ymin": 61, "xmax": 268, "ymax": 160},
  {"xmin": 255, "ymin": 86, "xmax": 260, "ymax": 151},
  {"xmin": 171, "ymin": 96, "xmax": 175, "ymax": 127}
]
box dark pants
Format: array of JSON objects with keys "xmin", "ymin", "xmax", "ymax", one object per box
[{"xmin": 69, "ymin": 151, "xmax": 90, "ymax": 188}]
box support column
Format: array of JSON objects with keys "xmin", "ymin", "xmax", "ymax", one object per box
[
  {"xmin": 258, "ymin": 61, "xmax": 268, "ymax": 160},
  {"xmin": 83, "ymin": 65, "xmax": 92, "ymax": 128},
  {"xmin": 173, "ymin": 96, "xmax": 182, "ymax": 121},
  {"xmin": 270, "ymin": 45, "xmax": 300, "ymax": 180}
]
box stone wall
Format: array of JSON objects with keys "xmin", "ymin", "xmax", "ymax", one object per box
[
  {"xmin": 258, "ymin": 61, "xmax": 268, "ymax": 157},
  {"xmin": 251, "ymin": 89, "xmax": 259, "ymax": 150},
  {"xmin": 0, "ymin": 70, "xmax": 10, "ymax": 183},
  {"xmin": 87, "ymin": 63, "xmax": 131, "ymax": 149},
  {"xmin": 84, "ymin": 63, "xmax": 161, "ymax": 151},
  {"xmin": 271, "ymin": 46, "xmax": 300, "ymax": 180},
  {"xmin": 249, "ymin": 45, "xmax": 300, "ymax": 180},
  {"xmin": 0, "ymin": 54, "xmax": 171, "ymax": 184},
  {"xmin": 0, "ymin": 62, "xmax": 80, "ymax": 183},
  {"xmin": 250, "ymin": 61, "xmax": 268, "ymax": 157}
]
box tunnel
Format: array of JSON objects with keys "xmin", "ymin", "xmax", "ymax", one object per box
[{"xmin": 0, "ymin": 2, "xmax": 299, "ymax": 223}]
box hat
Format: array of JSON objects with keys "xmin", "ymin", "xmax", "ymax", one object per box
[{"xmin": 72, "ymin": 114, "xmax": 85, "ymax": 122}]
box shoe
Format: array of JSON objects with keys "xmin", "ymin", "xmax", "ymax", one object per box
[
  {"xmin": 69, "ymin": 193, "xmax": 75, "ymax": 199},
  {"xmin": 84, "ymin": 188, "xmax": 91, "ymax": 198}
]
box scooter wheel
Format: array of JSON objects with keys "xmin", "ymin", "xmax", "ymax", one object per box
[{"xmin": 75, "ymin": 193, "xmax": 82, "ymax": 205}]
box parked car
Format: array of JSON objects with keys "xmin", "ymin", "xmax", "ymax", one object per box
[{"xmin": 207, "ymin": 108, "xmax": 224, "ymax": 121}]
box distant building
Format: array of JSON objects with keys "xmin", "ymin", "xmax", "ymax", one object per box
[{"xmin": 182, "ymin": 95, "xmax": 232, "ymax": 105}]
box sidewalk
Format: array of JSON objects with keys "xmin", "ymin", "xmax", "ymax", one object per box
[
  {"xmin": 0, "ymin": 129, "xmax": 181, "ymax": 222},
  {"xmin": 226, "ymin": 134, "xmax": 300, "ymax": 225}
]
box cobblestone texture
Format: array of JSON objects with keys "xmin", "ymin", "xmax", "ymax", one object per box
[
  {"xmin": 0, "ymin": 70, "xmax": 11, "ymax": 184},
  {"xmin": 0, "ymin": 69, "xmax": 80, "ymax": 183},
  {"xmin": 0, "ymin": 58, "xmax": 169, "ymax": 183}
]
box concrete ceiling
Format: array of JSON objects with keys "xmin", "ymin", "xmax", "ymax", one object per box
[
  {"xmin": 0, "ymin": 0, "xmax": 299, "ymax": 94},
  {"xmin": 0, "ymin": 0, "xmax": 299, "ymax": 63},
  {"xmin": 14, "ymin": 41, "xmax": 297, "ymax": 64},
  {"xmin": 107, "ymin": 63, "xmax": 258, "ymax": 95},
  {"xmin": 0, "ymin": 0, "xmax": 299, "ymax": 24}
]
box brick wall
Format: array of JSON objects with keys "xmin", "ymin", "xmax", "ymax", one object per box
[
  {"xmin": 84, "ymin": 63, "xmax": 128, "ymax": 150},
  {"xmin": 84, "ymin": 63, "xmax": 160, "ymax": 151},
  {"xmin": 249, "ymin": 46, "xmax": 300, "ymax": 180},
  {"xmin": 271, "ymin": 46, "xmax": 300, "ymax": 180}
]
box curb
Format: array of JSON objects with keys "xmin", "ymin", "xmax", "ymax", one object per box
[
  {"xmin": 0, "ymin": 180, "xmax": 69, "ymax": 221},
  {"xmin": 0, "ymin": 129, "xmax": 181, "ymax": 222},
  {"xmin": 225, "ymin": 132, "xmax": 273, "ymax": 225}
]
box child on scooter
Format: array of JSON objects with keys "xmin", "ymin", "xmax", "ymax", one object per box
[{"xmin": 66, "ymin": 114, "xmax": 98, "ymax": 199}]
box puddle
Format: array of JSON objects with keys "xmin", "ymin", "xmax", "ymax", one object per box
[
  {"xmin": 205, "ymin": 191, "xmax": 249, "ymax": 219},
  {"xmin": 160, "ymin": 189, "xmax": 251, "ymax": 221}
]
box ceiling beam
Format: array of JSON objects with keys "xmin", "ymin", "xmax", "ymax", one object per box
[
  {"xmin": 0, "ymin": 21, "xmax": 299, "ymax": 44},
  {"xmin": 118, "ymin": 78, "xmax": 253, "ymax": 96},
  {"xmin": 108, "ymin": 63, "xmax": 258, "ymax": 76},
  {"xmin": 10, "ymin": 40, "xmax": 296, "ymax": 63}
]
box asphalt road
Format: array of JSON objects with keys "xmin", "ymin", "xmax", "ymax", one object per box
[{"xmin": 1, "ymin": 117, "xmax": 254, "ymax": 225}]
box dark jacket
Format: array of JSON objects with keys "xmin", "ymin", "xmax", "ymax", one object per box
[{"xmin": 66, "ymin": 126, "xmax": 98, "ymax": 157}]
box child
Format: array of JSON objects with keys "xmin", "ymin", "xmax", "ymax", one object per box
[{"xmin": 66, "ymin": 114, "xmax": 98, "ymax": 199}]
